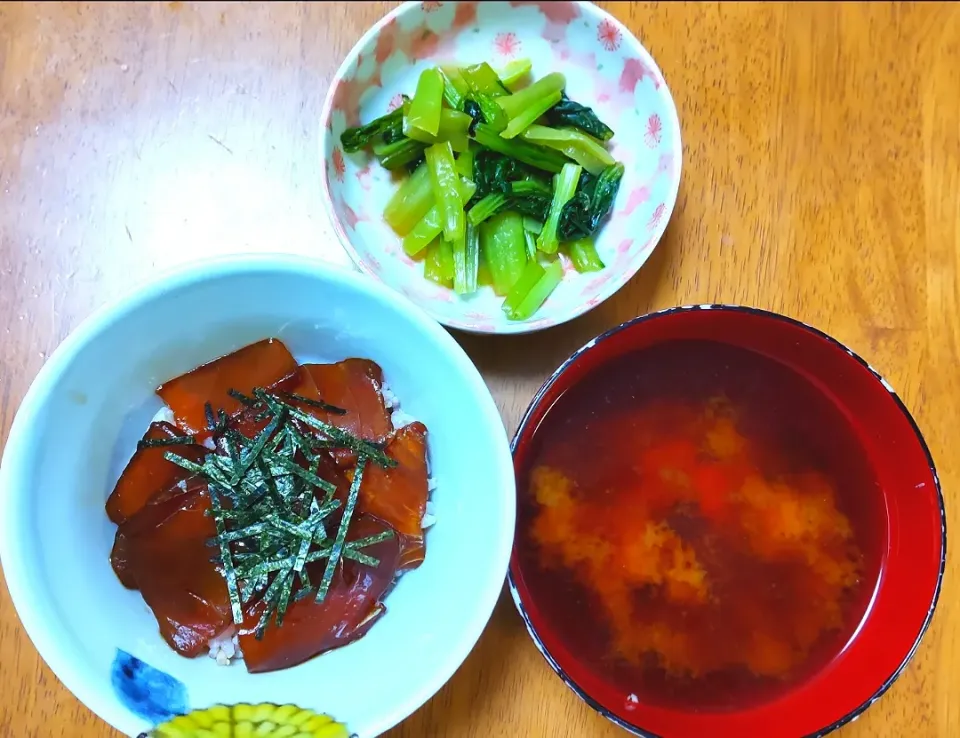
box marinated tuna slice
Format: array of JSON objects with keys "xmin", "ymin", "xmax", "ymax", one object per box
[
  {"xmin": 358, "ymin": 422, "xmax": 429, "ymax": 547},
  {"xmin": 396, "ymin": 535, "xmax": 426, "ymax": 573},
  {"xmin": 302, "ymin": 359, "xmax": 393, "ymax": 445},
  {"xmin": 106, "ymin": 421, "xmax": 207, "ymax": 525},
  {"xmin": 111, "ymin": 483, "xmax": 233, "ymax": 657},
  {"xmin": 110, "ymin": 475, "xmax": 206, "ymax": 589},
  {"xmin": 238, "ymin": 515, "xmax": 400, "ymax": 673},
  {"xmin": 229, "ymin": 365, "xmax": 341, "ymax": 442},
  {"xmin": 157, "ymin": 338, "xmax": 299, "ymax": 438}
]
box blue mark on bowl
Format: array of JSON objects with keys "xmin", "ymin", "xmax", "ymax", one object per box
[{"xmin": 111, "ymin": 649, "xmax": 187, "ymax": 724}]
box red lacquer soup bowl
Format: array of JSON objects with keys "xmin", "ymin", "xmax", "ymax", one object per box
[{"xmin": 509, "ymin": 305, "xmax": 945, "ymax": 738}]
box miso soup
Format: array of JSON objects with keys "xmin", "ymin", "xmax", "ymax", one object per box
[{"xmin": 516, "ymin": 339, "xmax": 885, "ymax": 711}]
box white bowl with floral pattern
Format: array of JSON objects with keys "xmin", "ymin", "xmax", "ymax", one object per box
[{"xmin": 319, "ymin": 1, "xmax": 682, "ymax": 334}]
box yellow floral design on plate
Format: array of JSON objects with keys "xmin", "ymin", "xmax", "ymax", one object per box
[{"xmin": 146, "ymin": 703, "xmax": 352, "ymax": 738}]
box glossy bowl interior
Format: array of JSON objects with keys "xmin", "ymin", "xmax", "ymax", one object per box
[
  {"xmin": 0, "ymin": 255, "xmax": 516, "ymax": 738},
  {"xmin": 319, "ymin": 0, "xmax": 682, "ymax": 334},
  {"xmin": 509, "ymin": 305, "xmax": 944, "ymax": 738}
]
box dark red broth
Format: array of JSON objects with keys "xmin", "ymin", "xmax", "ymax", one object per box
[{"xmin": 515, "ymin": 339, "xmax": 887, "ymax": 713}]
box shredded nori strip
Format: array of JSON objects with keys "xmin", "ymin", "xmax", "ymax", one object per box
[
  {"xmin": 136, "ymin": 435, "xmax": 196, "ymax": 451},
  {"xmin": 316, "ymin": 456, "xmax": 368, "ymax": 603},
  {"xmin": 227, "ymin": 388, "xmax": 257, "ymax": 406},
  {"xmin": 283, "ymin": 392, "xmax": 348, "ymax": 416},
  {"xmin": 208, "ymin": 483, "xmax": 243, "ymax": 624},
  {"xmin": 162, "ymin": 385, "xmax": 395, "ymax": 638}
]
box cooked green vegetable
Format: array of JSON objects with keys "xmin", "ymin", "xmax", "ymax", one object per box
[
  {"xmin": 565, "ymin": 236, "xmax": 605, "ymax": 272},
  {"xmin": 404, "ymin": 179, "xmax": 476, "ymax": 256},
  {"xmin": 471, "ymin": 149, "xmax": 527, "ymax": 200},
  {"xmin": 467, "ymin": 179, "xmax": 552, "ymax": 225},
  {"xmin": 402, "ymin": 207, "xmax": 442, "ymax": 257},
  {"xmin": 498, "ymin": 58, "xmax": 533, "ymax": 90},
  {"xmin": 481, "ymin": 210, "xmax": 528, "ymax": 296},
  {"xmin": 557, "ymin": 162, "xmax": 624, "ymax": 241},
  {"xmin": 456, "ymin": 144, "xmax": 475, "ymax": 179},
  {"xmin": 425, "ymin": 141, "xmax": 465, "ymax": 242},
  {"xmin": 439, "ymin": 66, "xmax": 469, "ymax": 109},
  {"xmin": 406, "ymin": 68, "xmax": 444, "ymax": 137},
  {"xmin": 537, "ymin": 162, "xmax": 583, "ymax": 254},
  {"xmin": 384, "ymin": 163, "xmax": 433, "ymax": 236},
  {"xmin": 375, "ymin": 136, "xmax": 428, "ymax": 171},
  {"xmin": 404, "ymin": 108, "xmax": 473, "ymax": 151},
  {"xmin": 545, "ymin": 91, "xmax": 615, "ymax": 141},
  {"xmin": 505, "ymin": 258, "xmax": 564, "ymax": 320},
  {"xmin": 522, "ymin": 216, "xmax": 543, "ymax": 235},
  {"xmin": 522, "ymin": 124, "xmax": 616, "ymax": 175},
  {"xmin": 502, "ymin": 259, "xmax": 545, "ymax": 316},
  {"xmin": 342, "ymin": 61, "xmax": 629, "ymax": 321},
  {"xmin": 497, "ymin": 72, "xmax": 566, "ymax": 119},
  {"xmin": 523, "ymin": 229, "xmax": 538, "ymax": 261},
  {"xmin": 453, "ymin": 221, "xmax": 480, "ymax": 294},
  {"xmin": 472, "ymin": 123, "xmax": 566, "ymax": 173},
  {"xmin": 340, "ymin": 107, "xmax": 404, "ymax": 153},
  {"xmin": 463, "ymin": 100, "xmax": 485, "ymax": 138},
  {"xmin": 501, "ymin": 90, "xmax": 563, "ymax": 140},
  {"xmin": 462, "ymin": 62, "xmax": 510, "ymax": 97},
  {"xmin": 424, "ymin": 239, "xmax": 455, "ymax": 286},
  {"xmin": 465, "ymin": 95, "xmax": 508, "ymax": 133}
]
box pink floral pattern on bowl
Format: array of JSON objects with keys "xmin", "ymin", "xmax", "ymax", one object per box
[{"xmin": 319, "ymin": 1, "xmax": 682, "ymax": 335}]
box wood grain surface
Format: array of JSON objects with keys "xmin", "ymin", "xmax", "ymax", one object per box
[{"xmin": 1, "ymin": 2, "xmax": 958, "ymax": 736}]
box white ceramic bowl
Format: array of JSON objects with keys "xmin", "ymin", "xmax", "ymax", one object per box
[
  {"xmin": 0, "ymin": 255, "xmax": 515, "ymax": 737},
  {"xmin": 319, "ymin": 0, "xmax": 682, "ymax": 334}
]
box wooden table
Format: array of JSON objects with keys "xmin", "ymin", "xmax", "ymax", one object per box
[{"xmin": 1, "ymin": 2, "xmax": 957, "ymax": 736}]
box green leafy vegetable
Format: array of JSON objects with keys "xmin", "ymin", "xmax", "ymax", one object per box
[
  {"xmin": 544, "ymin": 92, "xmax": 615, "ymax": 142},
  {"xmin": 498, "ymin": 58, "xmax": 533, "ymax": 90},
  {"xmin": 481, "ymin": 210, "xmax": 528, "ymax": 295},
  {"xmin": 505, "ymin": 257, "xmax": 564, "ymax": 320},
  {"xmin": 565, "ymin": 236, "xmax": 605, "ymax": 272},
  {"xmin": 467, "ymin": 179, "xmax": 552, "ymax": 225},
  {"xmin": 406, "ymin": 67, "xmax": 445, "ymax": 137},
  {"xmin": 402, "ymin": 206, "xmax": 442, "ymax": 257},
  {"xmin": 522, "ymin": 216, "xmax": 543, "ymax": 235},
  {"xmin": 425, "ymin": 141, "xmax": 465, "ymax": 242},
  {"xmin": 403, "ymin": 108, "xmax": 473, "ymax": 151},
  {"xmin": 557, "ymin": 162, "xmax": 624, "ymax": 241},
  {"xmin": 439, "ymin": 66, "xmax": 468, "ymax": 109},
  {"xmin": 463, "ymin": 99, "xmax": 485, "ymax": 135},
  {"xmin": 403, "ymin": 178, "xmax": 476, "ymax": 256},
  {"xmin": 464, "ymin": 94, "xmax": 508, "ymax": 133},
  {"xmin": 461, "ymin": 62, "xmax": 510, "ymax": 97},
  {"xmin": 471, "ymin": 149, "xmax": 529, "ymax": 200},
  {"xmin": 497, "ymin": 72, "xmax": 565, "ymax": 120},
  {"xmin": 384, "ymin": 163, "xmax": 434, "ymax": 236},
  {"xmin": 424, "ymin": 239, "xmax": 455, "ymax": 286},
  {"xmin": 523, "ymin": 229, "xmax": 538, "ymax": 261},
  {"xmin": 471, "ymin": 123, "xmax": 567, "ymax": 173},
  {"xmin": 452, "ymin": 221, "xmax": 479, "ymax": 295},
  {"xmin": 455, "ymin": 144, "xmax": 474, "ymax": 179},
  {"xmin": 340, "ymin": 107, "xmax": 404, "ymax": 153},
  {"xmin": 521, "ymin": 123, "xmax": 616, "ymax": 175},
  {"xmin": 500, "ymin": 90, "xmax": 563, "ymax": 140},
  {"xmin": 502, "ymin": 259, "xmax": 545, "ymax": 317},
  {"xmin": 375, "ymin": 136, "xmax": 428, "ymax": 171},
  {"xmin": 537, "ymin": 162, "xmax": 583, "ymax": 254},
  {"xmin": 351, "ymin": 62, "xmax": 626, "ymax": 321}
]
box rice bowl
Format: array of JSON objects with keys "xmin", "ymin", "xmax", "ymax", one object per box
[{"xmin": 0, "ymin": 254, "xmax": 516, "ymax": 737}]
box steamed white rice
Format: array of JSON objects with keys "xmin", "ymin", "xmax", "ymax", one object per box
[{"xmin": 207, "ymin": 628, "xmax": 242, "ymax": 666}]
